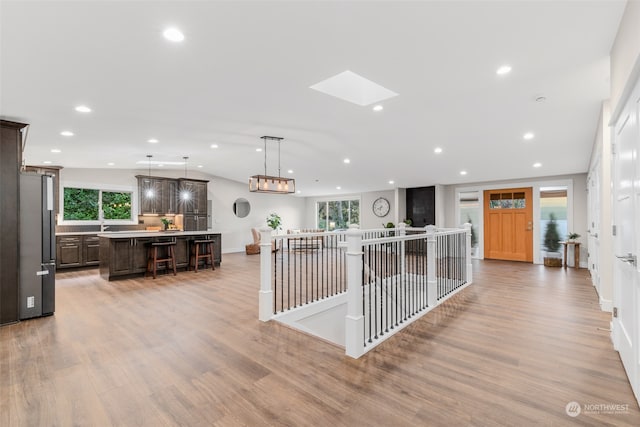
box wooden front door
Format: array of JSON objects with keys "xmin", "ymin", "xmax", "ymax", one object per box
[{"xmin": 483, "ymin": 188, "xmax": 533, "ymax": 262}]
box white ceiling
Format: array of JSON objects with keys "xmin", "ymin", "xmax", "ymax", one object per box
[{"xmin": 0, "ymin": 1, "xmax": 626, "ymax": 196}]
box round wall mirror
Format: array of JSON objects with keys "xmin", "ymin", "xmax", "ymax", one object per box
[{"xmin": 233, "ymin": 198, "xmax": 251, "ymax": 218}]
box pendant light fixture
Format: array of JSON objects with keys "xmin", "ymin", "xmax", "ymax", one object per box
[
  {"xmin": 249, "ymin": 136, "xmax": 295, "ymax": 194},
  {"xmin": 145, "ymin": 154, "xmax": 154, "ymax": 198},
  {"xmin": 181, "ymin": 156, "xmax": 191, "ymax": 200}
]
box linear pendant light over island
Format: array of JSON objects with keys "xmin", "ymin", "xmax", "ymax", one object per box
[{"xmin": 249, "ymin": 136, "xmax": 295, "ymax": 194}]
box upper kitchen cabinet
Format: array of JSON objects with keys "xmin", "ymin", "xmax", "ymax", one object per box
[
  {"xmin": 178, "ymin": 179, "xmax": 208, "ymax": 215},
  {"xmin": 137, "ymin": 176, "xmax": 164, "ymax": 214}
]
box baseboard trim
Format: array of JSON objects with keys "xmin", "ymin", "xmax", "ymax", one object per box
[{"xmin": 600, "ymin": 298, "xmax": 613, "ymax": 312}]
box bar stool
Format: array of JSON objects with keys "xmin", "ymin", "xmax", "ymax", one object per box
[
  {"xmin": 147, "ymin": 241, "xmax": 177, "ymax": 279},
  {"xmin": 190, "ymin": 239, "xmax": 215, "ymax": 272}
]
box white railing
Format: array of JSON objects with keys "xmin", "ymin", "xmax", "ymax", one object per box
[{"xmin": 259, "ymin": 223, "xmax": 473, "ymax": 358}]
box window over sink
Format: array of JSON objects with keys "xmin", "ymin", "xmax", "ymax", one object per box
[{"xmin": 62, "ymin": 187, "xmax": 133, "ymax": 222}]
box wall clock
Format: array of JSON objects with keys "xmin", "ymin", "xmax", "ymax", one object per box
[{"xmin": 372, "ymin": 197, "xmax": 391, "ymax": 217}]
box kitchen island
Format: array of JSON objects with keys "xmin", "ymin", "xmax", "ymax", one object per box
[{"xmin": 98, "ymin": 230, "xmax": 221, "ymax": 281}]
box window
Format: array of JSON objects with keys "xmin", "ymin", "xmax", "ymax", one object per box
[
  {"xmin": 458, "ymin": 191, "xmax": 479, "ymax": 251},
  {"xmin": 63, "ymin": 187, "xmax": 132, "ymax": 221},
  {"xmin": 539, "ymin": 187, "xmax": 568, "ymax": 255},
  {"xmin": 317, "ymin": 199, "xmax": 359, "ymax": 230}
]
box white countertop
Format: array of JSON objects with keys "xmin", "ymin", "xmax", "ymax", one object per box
[{"xmin": 96, "ymin": 230, "xmax": 220, "ymax": 239}]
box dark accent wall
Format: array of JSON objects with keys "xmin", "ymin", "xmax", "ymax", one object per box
[
  {"xmin": 1, "ymin": 120, "xmax": 27, "ymax": 325},
  {"xmin": 406, "ymin": 186, "xmax": 436, "ymax": 227}
]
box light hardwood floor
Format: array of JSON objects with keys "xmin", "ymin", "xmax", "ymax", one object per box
[{"xmin": 1, "ymin": 255, "xmax": 639, "ymax": 426}]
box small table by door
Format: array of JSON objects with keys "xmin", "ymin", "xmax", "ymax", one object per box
[{"xmin": 560, "ymin": 241, "xmax": 580, "ymax": 269}]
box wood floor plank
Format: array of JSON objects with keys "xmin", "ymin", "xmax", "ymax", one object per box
[{"xmin": 1, "ymin": 255, "xmax": 639, "ymax": 426}]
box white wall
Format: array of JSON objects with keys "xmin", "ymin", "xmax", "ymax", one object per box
[
  {"xmin": 610, "ymin": 0, "xmax": 640, "ymax": 116},
  {"xmin": 441, "ymin": 173, "xmax": 588, "ymax": 266},
  {"xmin": 59, "ymin": 168, "xmax": 306, "ymax": 253},
  {"xmin": 588, "ymin": 102, "xmax": 613, "ymax": 311}
]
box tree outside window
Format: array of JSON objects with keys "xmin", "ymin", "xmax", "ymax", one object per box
[
  {"xmin": 63, "ymin": 187, "xmax": 132, "ymax": 221},
  {"xmin": 317, "ymin": 199, "xmax": 359, "ymax": 230}
]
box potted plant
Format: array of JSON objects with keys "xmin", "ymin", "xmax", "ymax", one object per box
[
  {"xmin": 543, "ymin": 213, "xmax": 562, "ymax": 267},
  {"xmin": 160, "ymin": 217, "xmax": 170, "ymax": 230},
  {"xmin": 266, "ymin": 213, "xmax": 282, "ymax": 231},
  {"xmin": 567, "ymin": 232, "xmax": 580, "ymax": 241}
]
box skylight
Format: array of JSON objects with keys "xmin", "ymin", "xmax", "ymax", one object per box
[{"xmin": 309, "ymin": 70, "xmax": 398, "ymax": 106}]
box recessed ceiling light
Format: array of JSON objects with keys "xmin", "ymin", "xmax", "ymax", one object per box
[
  {"xmin": 210, "ymin": 144, "xmax": 218, "ymax": 149},
  {"xmin": 51, "ymin": 148, "xmax": 61, "ymax": 153},
  {"xmin": 107, "ymin": 162, "xmax": 115, "ymax": 166},
  {"xmin": 343, "ymin": 158, "xmax": 350, "ymax": 164},
  {"xmin": 158, "ymin": 164, "xmax": 164, "ymax": 167},
  {"xmin": 523, "ymin": 132, "xmax": 535, "ymax": 140},
  {"xmin": 434, "ymin": 147, "xmax": 443, "ymax": 154},
  {"xmin": 43, "ymin": 160, "xmax": 52, "ymax": 164},
  {"xmin": 336, "ymin": 186, "xmax": 341, "ymax": 190},
  {"xmin": 388, "ymin": 180, "xmax": 394, "ymax": 184},
  {"xmin": 75, "ymin": 105, "xmax": 91, "ymax": 113},
  {"xmin": 197, "ymin": 165, "xmax": 203, "ymax": 168},
  {"xmin": 287, "ymin": 169, "xmax": 294, "ymax": 174},
  {"xmin": 496, "ymin": 65, "xmax": 512, "ymax": 75},
  {"xmin": 533, "ymin": 162, "xmax": 542, "ymax": 168},
  {"xmin": 256, "ymin": 148, "xmax": 262, "ymax": 152},
  {"xmin": 60, "ymin": 131, "xmax": 74, "ymax": 137},
  {"xmin": 460, "ymin": 170, "xmax": 467, "ymax": 176},
  {"xmin": 373, "ymin": 105, "xmax": 383, "ymax": 112},
  {"xmin": 148, "ymin": 138, "xmax": 159, "ymax": 143},
  {"xmin": 296, "ymin": 190, "xmax": 302, "ymax": 194},
  {"xmin": 163, "ymin": 27, "xmax": 185, "ymax": 42}
]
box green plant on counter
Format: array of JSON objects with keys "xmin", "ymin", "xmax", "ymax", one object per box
[
  {"xmin": 567, "ymin": 232, "xmax": 580, "ymax": 241},
  {"xmin": 160, "ymin": 217, "xmax": 170, "ymax": 230},
  {"xmin": 383, "ymin": 222, "xmax": 395, "ymax": 228},
  {"xmin": 267, "ymin": 213, "xmax": 282, "ymax": 230}
]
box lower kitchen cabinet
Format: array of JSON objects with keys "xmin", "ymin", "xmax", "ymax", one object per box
[
  {"xmin": 57, "ymin": 236, "xmax": 82, "ymax": 268},
  {"xmin": 57, "ymin": 234, "xmax": 104, "ymax": 269},
  {"xmin": 83, "ymin": 235, "xmax": 101, "ymax": 266},
  {"xmin": 100, "ymin": 233, "xmax": 222, "ymax": 280}
]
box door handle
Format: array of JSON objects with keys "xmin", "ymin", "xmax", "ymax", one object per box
[
  {"xmin": 616, "ymin": 253, "xmax": 637, "ymax": 267},
  {"xmin": 526, "ymin": 221, "xmax": 533, "ymax": 231}
]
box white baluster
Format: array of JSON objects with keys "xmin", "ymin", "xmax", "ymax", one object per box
[
  {"xmin": 464, "ymin": 223, "xmax": 473, "ymax": 284},
  {"xmin": 426, "ymin": 225, "xmax": 437, "ymax": 307}
]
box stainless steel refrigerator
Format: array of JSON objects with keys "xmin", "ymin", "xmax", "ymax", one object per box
[{"xmin": 19, "ymin": 173, "xmax": 56, "ymax": 319}]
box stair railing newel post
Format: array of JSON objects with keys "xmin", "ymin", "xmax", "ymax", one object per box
[
  {"xmin": 345, "ymin": 224, "xmax": 365, "ymax": 359},
  {"xmin": 426, "ymin": 225, "xmax": 438, "ymax": 307},
  {"xmin": 259, "ymin": 227, "xmax": 274, "ymax": 321},
  {"xmin": 397, "ymin": 222, "xmax": 406, "ymax": 284},
  {"xmin": 464, "ymin": 222, "xmax": 473, "ymax": 285}
]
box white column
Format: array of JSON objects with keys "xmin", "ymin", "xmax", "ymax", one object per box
[
  {"xmin": 426, "ymin": 225, "xmax": 437, "ymax": 307},
  {"xmin": 259, "ymin": 227, "xmax": 274, "ymax": 322},
  {"xmin": 464, "ymin": 223, "xmax": 473, "ymax": 284},
  {"xmin": 345, "ymin": 224, "xmax": 365, "ymax": 359}
]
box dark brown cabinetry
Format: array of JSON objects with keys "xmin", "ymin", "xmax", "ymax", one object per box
[
  {"xmin": 179, "ymin": 179, "xmax": 208, "ymax": 231},
  {"xmin": 99, "ymin": 233, "xmax": 221, "ymax": 280},
  {"xmin": 83, "ymin": 236, "xmax": 101, "ymax": 266},
  {"xmin": 56, "ymin": 234, "xmax": 102, "ymax": 269},
  {"xmin": 57, "ymin": 236, "xmax": 82, "ymax": 268},
  {"xmin": 0, "ymin": 120, "xmax": 27, "ymax": 325},
  {"xmin": 136, "ymin": 176, "xmax": 205, "ymax": 218}
]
